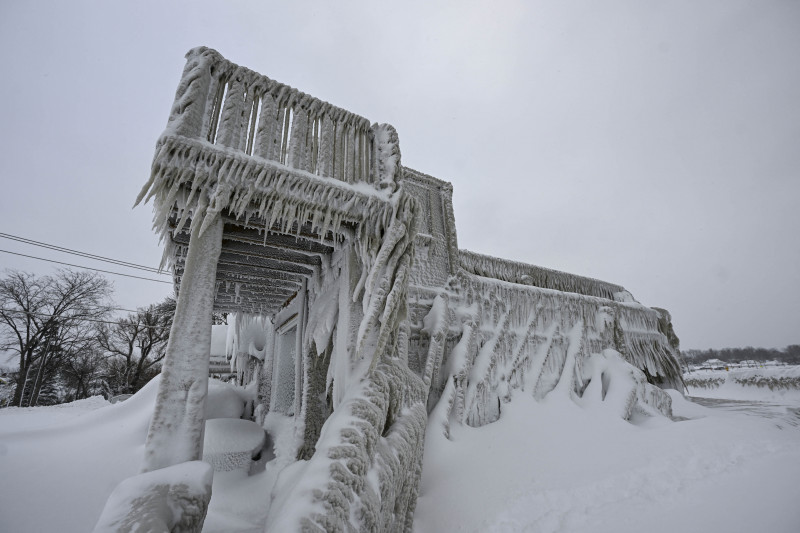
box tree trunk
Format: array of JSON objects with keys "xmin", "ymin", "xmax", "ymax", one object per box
[
  {"xmin": 13, "ymin": 350, "xmax": 35, "ymax": 407},
  {"xmin": 12, "ymin": 370, "xmax": 26, "ymax": 407},
  {"xmin": 29, "ymin": 355, "xmax": 48, "ymax": 407}
]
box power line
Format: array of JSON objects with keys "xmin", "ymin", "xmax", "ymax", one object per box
[
  {"xmin": 0, "ymin": 232, "xmax": 169, "ymax": 275},
  {"xmin": 62, "ymin": 305, "xmax": 147, "ymax": 315},
  {"xmin": 0, "ymin": 308, "xmax": 171, "ymax": 330},
  {"xmin": 106, "ymin": 306, "xmax": 142, "ymax": 314},
  {"xmin": 84, "ymin": 305, "xmax": 177, "ymax": 315},
  {"xmin": 0, "ymin": 249, "xmax": 173, "ymax": 284}
]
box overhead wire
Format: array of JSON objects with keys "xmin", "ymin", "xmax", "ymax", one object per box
[
  {"xmin": 0, "ymin": 249, "xmax": 172, "ymax": 284},
  {"xmin": 0, "ymin": 308, "xmax": 171, "ymax": 330},
  {"xmin": 0, "ymin": 235, "xmax": 178, "ymax": 332},
  {"xmin": 0, "ymin": 232, "xmax": 169, "ymax": 275}
]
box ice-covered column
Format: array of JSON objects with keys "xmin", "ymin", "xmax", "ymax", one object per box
[
  {"xmin": 165, "ymin": 47, "xmax": 216, "ymax": 139},
  {"xmin": 317, "ymin": 114, "xmax": 335, "ymax": 177},
  {"xmin": 253, "ymin": 92, "xmax": 280, "ymax": 161},
  {"xmin": 332, "ymin": 242, "xmax": 357, "ymax": 408},
  {"xmin": 142, "ymin": 205, "xmax": 223, "ymax": 473},
  {"xmin": 344, "ymin": 124, "xmax": 356, "ymax": 182},
  {"xmin": 288, "ymin": 101, "xmax": 310, "ymax": 171},
  {"xmin": 215, "ymin": 72, "xmax": 249, "ymax": 149}
]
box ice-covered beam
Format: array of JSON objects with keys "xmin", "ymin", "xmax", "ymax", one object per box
[
  {"xmin": 213, "ymin": 298, "xmax": 286, "ymax": 316},
  {"xmin": 221, "ymin": 223, "xmax": 335, "ymax": 254},
  {"xmin": 215, "ymin": 279, "xmax": 300, "ymax": 298},
  {"xmin": 214, "ymin": 302, "xmax": 283, "ymax": 316},
  {"xmin": 459, "ymin": 249, "xmax": 626, "ymax": 300},
  {"xmin": 208, "ymin": 272, "xmax": 301, "ymax": 293},
  {"xmin": 215, "ymin": 285, "xmax": 296, "ymax": 302},
  {"xmin": 182, "ymin": 262, "xmax": 305, "ymax": 285},
  {"xmin": 220, "ymin": 240, "xmax": 324, "ymax": 264},
  {"xmin": 222, "ymin": 216, "xmax": 348, "ymax": 247},
  {"xmin": 173, "ymin": 232, "xmax": 324, "ymax": 265},
  {"xmin": 211, "ymin": 251, "xmax": 315, "ymax": 276}
]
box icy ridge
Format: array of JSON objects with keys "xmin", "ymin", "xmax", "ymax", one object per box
[{"xmin": 459, "ymin": 249, "xmax": 626, "ymax": 300}]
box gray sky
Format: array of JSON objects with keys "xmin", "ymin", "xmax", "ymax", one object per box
[{"xmin": 0, "ymin": 0, "xmax": 798, "ymax": 350}]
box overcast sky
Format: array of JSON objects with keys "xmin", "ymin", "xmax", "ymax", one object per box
[{"xmin": 0, "ymin": 0, "xmax": 797, "ymax": 350}]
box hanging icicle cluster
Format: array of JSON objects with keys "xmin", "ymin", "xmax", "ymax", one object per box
[
  {"xmin": 353, "ymin": 194, "xmax": 418, "ymax": 369},
  {"xmin": 135, "ymin": 134, "xmax": 395, "ymax": 246}
]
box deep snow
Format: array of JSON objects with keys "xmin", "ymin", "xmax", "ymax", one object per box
[
  {"xmin": 1, "ymin": 372, "xmax": 799, "ymax": 532},
  {"xmin": 414, "ymin": 390, "xmax": 800, "ymax": 532}
]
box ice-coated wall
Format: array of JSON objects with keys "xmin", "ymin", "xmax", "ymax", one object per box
[
  {"xmin": 420, "ymin": 271, "xmax": 679, "ymax": 431},
  {"xmin": 402, "ymin": 167, "xmax": 459, "ymax": 289}
]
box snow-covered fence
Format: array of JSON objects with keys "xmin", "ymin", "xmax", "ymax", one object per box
[
  {"xmin": 163, "ymin": 46, "xmax": 379, "ymax": 186},
  {"xmin": 684, "ymin": 366, "xmax": 800, "ymax": 393}
]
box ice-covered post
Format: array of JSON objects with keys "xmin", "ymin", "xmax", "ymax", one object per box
[
  {"xmin": 165, "ymin": 47, "xmax": 218, "ymax": 139},
  {"xmin": 141, "ymin": 204, "xmax": 223, "ymax": 472}
]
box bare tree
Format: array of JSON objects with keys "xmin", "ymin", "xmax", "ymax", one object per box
[
  {"xmin": 60, "ymin": 341, "xmax": 106, "ymax": 402},
  {"xmin": 0, "ymin": 269, "xmax": 111, "ymax": 406},
  {"xmin": 98, "ymin": 297, "xmax": 174, "ymax": 396}
]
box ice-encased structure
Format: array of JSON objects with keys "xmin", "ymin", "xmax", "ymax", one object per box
[{"xmin": 106, "ymin": 47, "xmax": 684, "ymax": 531}]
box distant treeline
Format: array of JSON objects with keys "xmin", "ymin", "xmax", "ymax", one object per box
[{"xmin": 682, "ymin": 345, "xmax": 800, "ymax": 365}]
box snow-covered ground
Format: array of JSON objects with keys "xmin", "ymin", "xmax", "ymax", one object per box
[
  {"xmin": 415, "ymin": 389, "xmax": 800, "ymax": 532},
  {"xmin": 1, "ymin": 371, "xmax": 799, "ymax": 532}
]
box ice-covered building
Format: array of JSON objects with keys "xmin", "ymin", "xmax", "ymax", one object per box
[{"xmin": 117, "ymin": 47, "xmax": 683, "ymax": 531}]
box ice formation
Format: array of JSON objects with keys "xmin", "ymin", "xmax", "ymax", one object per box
[
  {"xmin": 101, "ymin": 47, "xmax": 686, "ymax": 531},
  {"xmin": 93, "ymin": 461, "xmax": 213, "ymax": 533},
  {"xmin": 202, "ymin": 418, "xmax": 266, "ymax": 472}
]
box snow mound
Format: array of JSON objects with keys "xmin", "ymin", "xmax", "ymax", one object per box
[
  {"xmin": 203, "ymin": 418, "xmax": 266, "ymax": 472},
  {"xmin": 0, "ymin": 377, "xmax": 160, "ymax": 533},
  {"xmin": 578, "ymin": 349, "xmax": 672, "ymax": 419},
  {"xmin": 93, "ymin": 461, "xmax": 213, "ymax": 533},
  {"xmin": 206, "ymin": 378, "xmax": 252, "ymax": 419},
  {"xmin": 0, "ymin": 395, "xmax": 111, "ymax": 431}
]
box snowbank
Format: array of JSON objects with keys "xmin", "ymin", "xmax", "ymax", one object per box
[
  {"xmin": 0, "ymin": 375, "xmax": 260, "ymax": 533},
  {"xmin": 2, "ymin": 371, "xmax": 800, "ymax": 532},
  {"xmin": 414, "ymin": 389, "xmax": 800, "ymax": 533},
  {"xmin": 0, "ymin": 377, "xmax": 160, "ymax": 533}
]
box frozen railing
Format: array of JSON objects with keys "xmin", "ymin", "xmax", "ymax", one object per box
[
  {"xmin": 459, "ymin": 249, "xmax": 626, "ymax": 300},
  {"xmin": 164, "ymin": 47, "xmax": 375, "ymax": 185}
]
